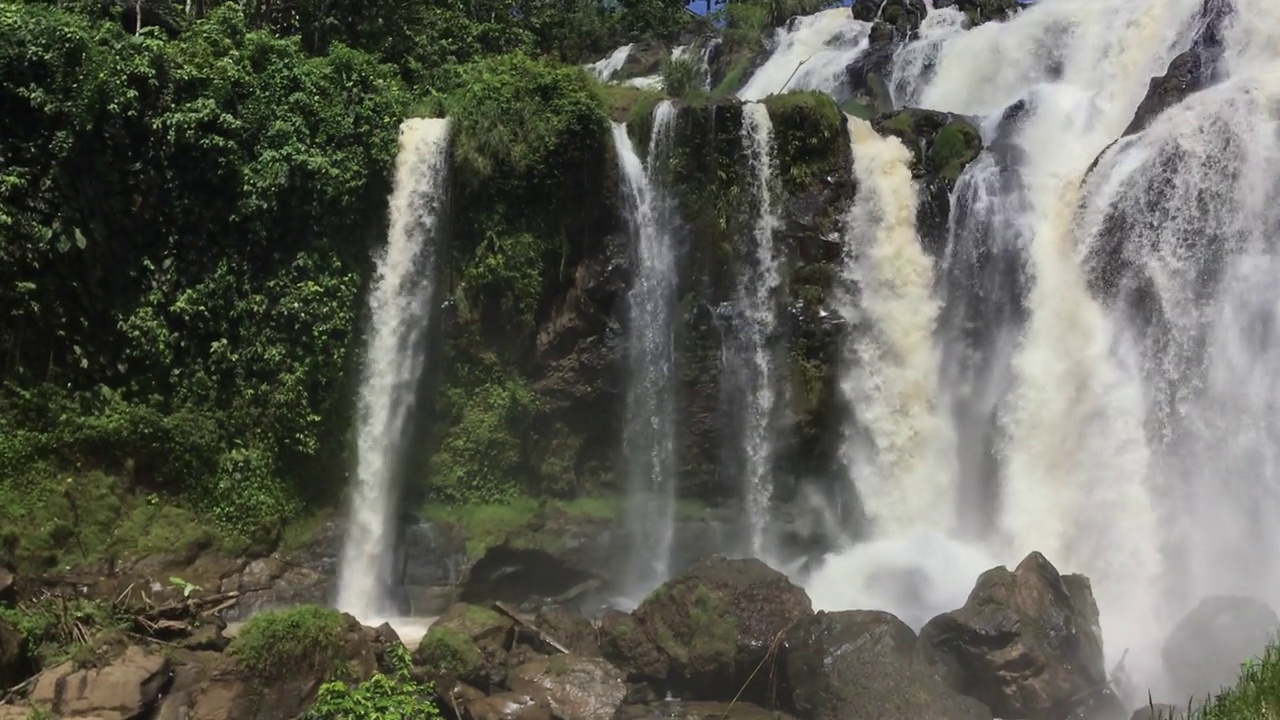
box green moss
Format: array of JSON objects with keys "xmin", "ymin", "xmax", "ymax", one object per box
[
  {"xmin": 763, "ymin": 91, "xmax": 847, "ymax": 196},
  {"xmin": 710, "ymin": 56, "xmax": 751, "ymax": 100},
  {"xmin": 595, "ymin": 82, "xmax": 664, "ymax": 124},
  {"xmin": 688, "ymin": 585, "xmax": 737, "ymax": 663},
  {"xmin": 0, "ymin": 596, "xmax": 127, "ymax": 668},
  {"xmin": 840, "ymin": 98, "xmax": 875, "ymax": 120},
  {"xmin": 422, "ymin": 496, "xmax": 623, "ymax": 559},
  {"xmin": 416, "ymin": 626, "xmax": 486, "ymax": 679},
  {"xmin": 229, "ymin": 606, "xmax": 348, "ymax": 682},
  {"xmin": 930, "ymin": 120, "xmax": 982, "ymax": 183},
  {"xmin": 278, "ymin": 511, "xmax": 333, "ymax": 554}
]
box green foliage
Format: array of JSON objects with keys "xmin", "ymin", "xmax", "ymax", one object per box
[
  {"xmin": 1185, "ymin": 641, "xmax": 1280, "ymax": 718},
  {"xmin": 0, "ymin": 596, "xmax": 127, "ymax": 667},
  {"xmin": 718, "ymin": 0, "xmax": 836, "ymax": 55},
  {"xmin": 661, "ymin": 55, "xmax": 703, "ymax": 100},
  {"xmin": 305, "ymin": 643, "xmax": 444, "ymax": 720},
  {"xmin": 416, "ymin": 626, "xmax": 486, "ymax": 679},
  {"xmin": 230, "ymin": 606, "xmax": 349, "ymax": 681},
  {"xmin": 930, "ymin": 121, "xmax": 982, "ymax": 183},
  {"xmin": 428, "ymin": 378, "xmax": 539, "ymax": 505}
]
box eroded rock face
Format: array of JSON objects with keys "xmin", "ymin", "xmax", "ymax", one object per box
[
  {"xmin": 785, "ymin": 610, "xmax": 992, "ymax": 720},
  {"xmin": 919, "ymin": 552, "xmax": 1108, "ymax": 720},
  {"xmin": 629, "ymin": 556, "xmax": 813, "ymax": 701},
  {"xmin": 508, "ymin": 655, "xmax": 626, "ymax": 720},
  {"xmin": 1162, "ymin": 595, "xmax": 1279, "ymax": 700}
]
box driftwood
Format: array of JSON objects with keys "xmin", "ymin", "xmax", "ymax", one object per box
[{"xmin": 491, "ymin": 601, "xmax": 570, "ymax": 655}]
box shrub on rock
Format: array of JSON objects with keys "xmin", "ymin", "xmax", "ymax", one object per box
[{"xmin": 414, "ymin": 602, "xmax": 514, "ymax": 689}]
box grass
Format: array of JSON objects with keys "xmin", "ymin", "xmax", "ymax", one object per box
[{"xmin": 1177, "ymin": 641, "xmax": 1280, "ymax": 719}]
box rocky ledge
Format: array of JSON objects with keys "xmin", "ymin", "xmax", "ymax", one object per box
[{"xmin": 6, "ymin": 550, "xmax": 1263, "ymax": 720}]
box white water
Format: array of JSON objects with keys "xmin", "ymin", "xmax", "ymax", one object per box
[
  {"xmin": 732, "ymin": 103, "xmax": 784, "ymax": 557},
  {"xmin": 587, "ymin": 44, "xmax": 633, "ymax": 81},
  {"xmin": 614, "ymin": 102, "xmax": 680, "ymax": 602},
  {"xmin": 835, "ymin": 117, "xmax": 951, "ymax": 537},
  {"xmin": 337, "ymin": 118, "xmax": 451, "ymax": 621},
  {"xmin": 737, "ymin": 8, "xmax": 871, "ymax": 101}
]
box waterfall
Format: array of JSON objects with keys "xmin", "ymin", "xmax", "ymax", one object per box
[
  {"xmin": 336, "ymin": 117, "xmax": 450, "ymax": 622},
  {"xmin": 613, "ymin": 101, "xmax": 680, "ymax": 602},
  {"xmin": 737, "ymin": 9, "xmax": 871, "ymax": 101},
  {"xmin": 837, "ymin": 117, "xmax": 950, "ymax": 536},
  {"xmin": 732, "ymin": 103, "xmax": 784, "ymax": 557},
  {"xmin": 805, "ymin": 116, "xmax": 973, "ymax": 628}
]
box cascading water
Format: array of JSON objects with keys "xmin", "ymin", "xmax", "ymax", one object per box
[
  {"xmin": 730, "ymin": 103, "xmax": 784, "ymax": 557},
  {"xmin": 336, "ymin": 118, "xmax": 450, "ymax": 622},
  {"xmin": 613, "ymin": 102, "xmax": 680, "ymax": 603},
  {"xmin": 804, "ymin": 116, "xmax": 977, "ymax": 627},
  {"xmin": 737, "ymin": 8, "xmax": 871, "ymax": 101}
]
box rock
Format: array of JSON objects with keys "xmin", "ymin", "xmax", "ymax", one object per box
[
  {"xmin": 934, "ymin": 0, "xmax": 1019, "ymax": 25},
  {"xmin": 1162, "ymin": 595, "xmax": 1279, "ymax": 699},
  {"xmin": 0, "ymin": 618, "xmax": 30, "ymax": 689},
  {"xmin": 616, "ymin": 701, "xmax": 801, "ymax": 720},
  {"xmin": 599, "ymin": 609, "xmax": 668, "ymax": 682},
  {"xmin": 617, "ymin": 42, "xmax": 667, "ymax": 81},
  {"xmin": 32, "ymin": 645, "xmax": 170, "ymax": 720},
  {"xmin": 179, "ymin": 623, "xmax": 230, "ymax": 652},
  {"xmin": 852, "ymin": 0, "xmax": 929, "ymax": 37},
  {"xmin": 460, "ymin": 546, "xmax": 602, "ymax": 610},
  {"xmin": 533, "ymin": 608, "xmax": 601, "ymax": 657},
  {"xmin": 631, "ymin": 556, "xmax": 812, "ymax": 701},
  {"xmin": 872, "ymin": 108, "xmax": 982, "ymax": 258},
  {"xmin": 463, "ymin": 691, "xmax": 552, "ymax": 720},
  {"xmin": 919, "ymin": 552, "xmax": 1108, "ymax": 720},
  {"xmin": 508, "ymin": 655, "xmax": 626, "ymax": 720},
  {"xmin": 785, "ymin": 610, "xmax": 991, "ymax": 720},
  {"xmin": 415, "ymin": 603, "xmax": 514, "ymax": 690},
  {"xmin": 1123, "ymin": 0, "xmax": 1230, "ymax": 137},
  {"xmin": 1130, "ymin": 705, "xmax": 1183, "ymax": 720}
]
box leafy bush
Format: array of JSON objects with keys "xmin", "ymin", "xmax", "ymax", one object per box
[
  {"xmin": 0, "ymin": 596, "xmax": 127, "ymax": 667},
  {"xmin": 305, "ymin": 643, "xmax": 443, "ymax": 720},
  {"xmin": 661, "ymin": 55, "xmax": 703, "ymax": 99},
  {"xmin": 230, "ymin": 606, "xmax": 349, "ymax": 681},
  {"xmin": 428, "ymin": 379, "xmax": 540, "ymax": 505}
]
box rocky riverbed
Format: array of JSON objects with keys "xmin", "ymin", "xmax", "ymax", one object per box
[{"xmin": 3, "ymin": 545, "xmax": 1272, "ymax": 720}]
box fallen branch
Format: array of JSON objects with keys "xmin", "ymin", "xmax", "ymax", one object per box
[
  {"xmin": 720, "ymin": 623, "xmax": 793, "ymax": 720},
  {"xmin": 0, "ymin": 674, "xmax": 38, "ymax": 705},
  {"xmin": 492, "ymin": 602, "xmax": 570, "ymax": 655}
]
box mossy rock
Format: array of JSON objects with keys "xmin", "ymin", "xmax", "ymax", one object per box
[
  {"xmin": 413, "ymin": 602, "xmax": 513, "ymax": 689},
  {"xmin": 874, "ymin": 108, "xmax": 982, "ymax": 185},
  {"xmin": 599, "ymin": 609, "xmax": 669, "ymax": 682},
  {"xmin": 763, "ymin": 92, "xmax": 849, "ymax": 198},
  {"xmin": 631, "ymin": 556, "xmax": 813, "ymax": 702}
]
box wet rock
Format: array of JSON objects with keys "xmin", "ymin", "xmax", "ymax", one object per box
[
  {"xmin": 934, "ymin": 0, "xmax": 1019, "ymax": 25},
  {"xmin": 1124, "ymin": 0, "xmax": 1230, "ymax": 137},
  {"xmin": 179, "ymin": 622, "xmax": 230, "ymax": 652},
  {"xmin": 461, "ymin": 546, "xmax": 602, "ymax": 610},
  {"xmin": 31, "ymin": 645, "xmax": 170, "ymax": 719},
  {"xmin": 533, "ymin": 608, "xmax": 601, "ymax": 657},
  {"xmin": 600, "ymin": 609, "xmax": 669, "ymax": 682},
  {"xmin": 616, "ymin": 701, "xmax": 801, "ymax": 720},
  {"xmin": 464, "ymin": 691, "xmax": 553, "ymax": 720},
  {"xmin": 415, "ymin": 603, "xmax": 515, "ymax": 690},
  {"xmin": 1162, "ymin": 595, "xmax": 1279, "ymax": 700},
  {"xmin": 919, "ymin": 552, "xmax": 1108, "ymax": 720},
  {"xmin": 631, "ymin": 556, "xmax": 812, "ymax": 701},
  {"xmin": 852, "ymin": 0, "xmax": 929, "ymax": 37},
  {"xmin": 1129, "ymin": 705, "xmax": 1183, "ymax": 720},
  {"xmin": 508, "ymin": 655, "xmax": 626, "ymax": 720},
  {"xmin": 785, "ymin": 610, "xmax": 992, "ymax": 720},
  {"xmin": 617, "ymin": 41, "xmax": 668, "ymax": 81},
  {"xmin": 0, "ymin": 618, "xmax": 29, "ymax": 688},
  {"xmin": 873, "ymin": 108, "xmax": 983, "ymax": 258}
]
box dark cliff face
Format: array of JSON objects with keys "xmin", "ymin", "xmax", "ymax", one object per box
[{"xmin": 422, "ymin": 90, "xmax": 985, "ymax": 511}]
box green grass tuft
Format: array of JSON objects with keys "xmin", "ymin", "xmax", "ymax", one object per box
[{"xmin": 230, "ymin": 606, "xmax": 349, "ymax": 681}]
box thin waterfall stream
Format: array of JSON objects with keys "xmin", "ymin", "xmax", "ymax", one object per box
[{"xmin": 337, "ymin": 118, "xmax": 451, "ymax": 621}]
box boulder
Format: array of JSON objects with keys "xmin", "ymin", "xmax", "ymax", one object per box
[
  {"xmin": 508, "ymin": 655, "xmax": 626, "ymax": 720},
  {"xmin": 533, "ymin": 608, "xmax": 601, "ymax": 657},
  {"xmin": 1162, "ymin": 595, "xmax": 1279, "ymax": 699},
  {"xmin": 0, "ymin": 566, "xmax": 14, "ymax": 605},
  {"xmin": 631, "ymin": 556, "xmax": 813, "ymax": 701},
  {"xmin": 852, "ymin": 0, "xmax": 929, "ymax": 37},
  {"xmin": 460, "ymin": 546, "xmax": 602, "ymax": 611},
  {"xmin": 415, "ymin": 603, "xmax": 514, "ymax": 689},
  {"xmin": 785, "ymin": 610, "xmax": 992, "ymax": 720},
  {"xmin": 31, "ymin": 645, "xmax": 170, "ymax": 720},
  {"xmin": 919, "ymin": 552, "xmax": 1108, "ymax": 720},
  {"xmin": 463, "ymin": 691, "xmax": 552, "ymax": 720},
  {"xmin": 599, "ymin": 609, "xmax": 668, "ymax": 682},
  {"xmin": 872, "ymin": 108, "xmax": 983, "ymax": 259},
  {"xmin": 0, "ymin": 618, "xmax": 29, "ymax": 689},
  {"xmin": 617, "ymin": 42, "xmax": 667, "ymax": 81},
  {"xmin": 616, "ymin": 701, "xmax": 801, "ymax": 719},
  {"xmin": 934, "ymin": 0, "xmax": 1019, "ymax": 25}
]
